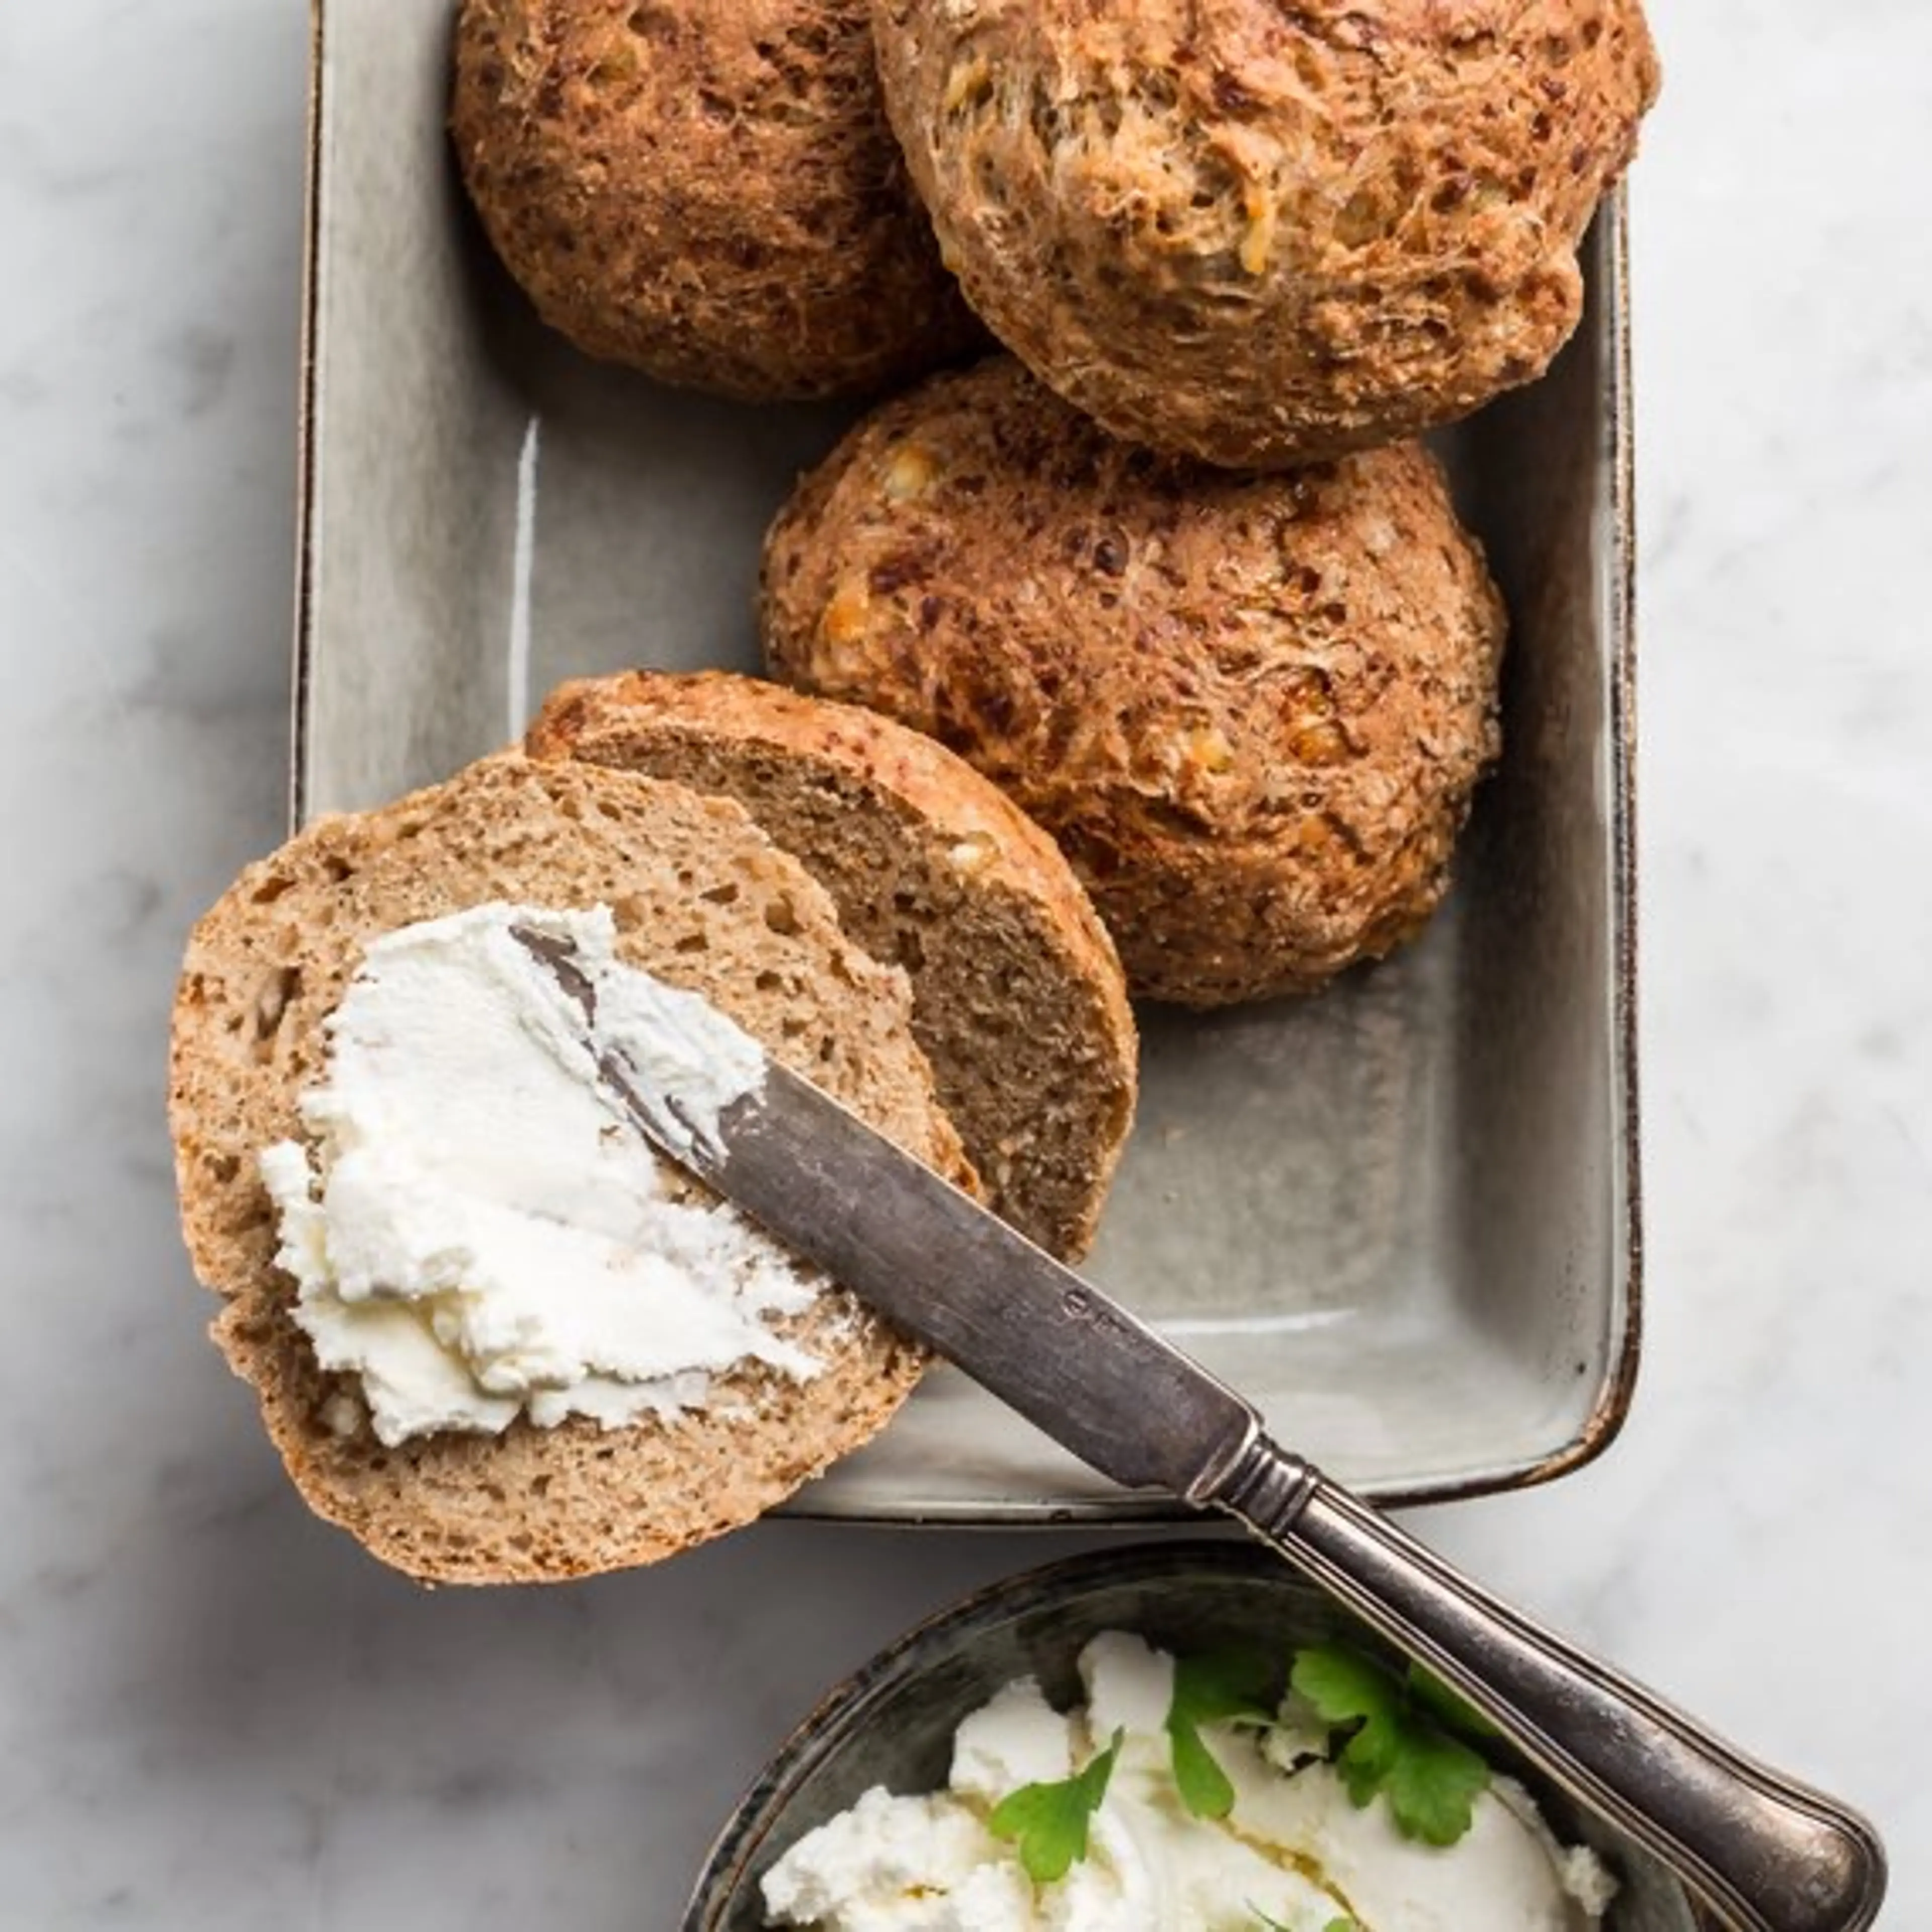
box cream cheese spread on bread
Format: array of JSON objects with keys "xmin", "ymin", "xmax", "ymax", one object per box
[
  {"xmin": 762, "ymin": 1632, "xmax": 1613, "ymax": 1931},
  {"xmin": 259, "ymin": 902, "xmax": 814, "ymax": 1446}
]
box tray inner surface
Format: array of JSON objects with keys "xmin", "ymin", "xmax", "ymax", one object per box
[{"xmin": 299, "ymin": 0, "xmax": 1635, "ymax": 1513}]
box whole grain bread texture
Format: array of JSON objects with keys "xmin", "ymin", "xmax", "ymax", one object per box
[
  {"xmin": 169, "ymin": 753, "xmax": 976, "ymax": 1584},
  {"xmin": 450, "ymin": 0, "xmax": 983, "ymax": 400},
  {"xmin": 871, "ymin": 0, "xmax": 1659, "ymax": 466},
  {"xmin": 762, "ymin": 358, "xmax": 1506, "ymax": 1007},
  {"xmin": 526, "ymin": 670, "xmax": 1136, "ymax": 1259}
]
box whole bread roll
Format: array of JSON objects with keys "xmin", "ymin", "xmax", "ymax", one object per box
[
  {"xmin": 871, "ymin": 0, "xmax": 1659, "ymax": 466},
  {"xmin": 451, "ymin": 0, "xmax": 982, "ymax": 399},
  {"xmin": 169, "ymin": 753, "xmax": 974, "ymax": 1583},
  {"xmin": 762, "ymin": 358, "xmax": 1505, "ymax": 1006}
]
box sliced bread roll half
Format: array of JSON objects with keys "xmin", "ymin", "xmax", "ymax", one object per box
[
  {"xmin": 169, "ymin": 752, "xmax": 973, "ymax": 1584},
  {"xmin": 525, "ymin": 670, "xmax": 1137, "ymax": 1260}
]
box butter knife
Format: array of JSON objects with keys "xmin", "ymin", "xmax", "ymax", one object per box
[{"xmin": 517, "ymin": 931, "xmax": 1887, "ymax": 1932}]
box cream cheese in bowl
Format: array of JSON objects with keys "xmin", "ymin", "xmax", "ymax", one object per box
[
  {"xmin": 760, "ymin": 1630, "xmax": 1612, "ymax": 1931},
  {"xmin": 684, "ymin": 1546, "xmax": 1702, "ymax": 1932}
]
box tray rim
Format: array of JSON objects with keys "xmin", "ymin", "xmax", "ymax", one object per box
[{"xmin": 289, "ymin": 0, "xmax": 1643, "ymax": 1517}]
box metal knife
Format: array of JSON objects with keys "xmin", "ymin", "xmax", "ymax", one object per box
[{"xmin": 517, "ymin": 930, "xmax": 1886, "ymax": 1932}]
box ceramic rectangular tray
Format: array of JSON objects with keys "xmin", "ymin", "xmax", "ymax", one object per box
[{"xmin": 294, "ymin": 0, "xmax": 1642, "ymax": 1520}]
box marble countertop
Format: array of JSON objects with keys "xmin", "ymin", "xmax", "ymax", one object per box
[{"xmin": 3, "ymin": 3, "xmax": 1925, "ymax": 1924}]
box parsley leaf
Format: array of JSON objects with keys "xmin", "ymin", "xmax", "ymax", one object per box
[
  {"xmin": 1383, "ymin": 1721, "xmax": 1493, "ymax": 1847},
  {"xmin": 1290, "ymin": 1642, "xmax": 1493, "ymax": 1845},
  {"xmin": 1250, "ymin": 1914, "xmax": 1360, "ymax": 1931},
  {"xmin": 1292, "ymin": 1644, "xmax": 1402, "ymax": 1732},
  {"xmin": 1165, "ymin": 1646, "xmax": 1277, "ymax": 1819},
  {"xmin": 987, "ymin": 1730, "xmax": 1122, "ymax": 1883}
]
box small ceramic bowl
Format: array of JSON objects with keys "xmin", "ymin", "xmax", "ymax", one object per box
[{"xmin": 683, "ymin": 1541, "xmax": 1707, "ymax": 1929}]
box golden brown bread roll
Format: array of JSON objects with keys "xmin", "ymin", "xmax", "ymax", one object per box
[
  {"xmin": 451, "ymin": 0, "xmax": 983, "ymax": 399},
  {"xmin": 871, "ymin": 0, "xmax": 1659, "ymax": 466},
  {"xmin": 762, "ymin": 358, "xmax": 1506, "ymax": 1006}
]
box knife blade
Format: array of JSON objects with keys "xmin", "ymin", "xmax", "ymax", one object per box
[
  {"xmin": 695, "ymin": 1049, "xmax": 1266, "ymax": 1502},
  {"xmin": 513, "ymin": 925, "xmax": 1889, "ymax": 1932},
  {"xmin": 508, "ymin": 922, "xmax": 1262, "ymax": 1499}
]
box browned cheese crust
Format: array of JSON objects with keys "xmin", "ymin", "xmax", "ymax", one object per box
[
  {"xmin": 526, "ymin": 669, "xmax": 1137, "ymax": 1257},
  {"xmin": 169, "ymin": 754, "xmax": 974, "ymax": 1583},
  {"xmin": 450, "ymin": 0, "xmax": 984, "ymax": 399},
  {"xmin": 761, "ymin": 358, "xmax": 1505, "ymax": 1006},
  {"xmin": 871, "ymin": 0, "xmax": 1660, "ymax": 466}
]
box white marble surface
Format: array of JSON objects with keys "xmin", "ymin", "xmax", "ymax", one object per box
[{"xmin": 3, "ymin": 3, "xmax": 1926, "ymax": 1924}]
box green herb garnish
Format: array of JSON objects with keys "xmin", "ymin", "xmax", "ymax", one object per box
[
  {"xmin": 1165, "ymin": 1646, "xmax": 1278, "ymax": 1819},
  {"xmin": 1290, "ymin": 1644, "xmax": 1492, "ymax": 1846},
  {"xmin": 987, "ymin": 1730, "xmax": 1123, "ymax": 1883}
]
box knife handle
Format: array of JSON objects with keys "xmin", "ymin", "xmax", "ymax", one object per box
[{"xmin": 1215, "ymin": 1436, "xmax": 1887, "ymax": 1932}]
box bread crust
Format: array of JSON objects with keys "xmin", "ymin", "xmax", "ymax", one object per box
[
  {"xmin": 761, "ymin": 358, "xmax": 1505, "ymax": 1005},
  {"xmin": 527, "ymin": 670, "xmax": 1136, "ymax": 1256},
  {"xmin": 169, "ymin": 754, "xmax": 973, "ymax": 1582},
  {"xmin": 450, "ymin": 0, "xmax": 983, "ymax": 399},
  {"xmin": 871, "ymin": 0, "xmax": 1659, "ymax": 465}
]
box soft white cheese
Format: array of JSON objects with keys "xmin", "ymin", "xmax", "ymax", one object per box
[
  {"xmin": 759, "ymin": 1788, "xmax": 1033, "ymax": 1931},
  {"xmin": 1231, "ymin": 1744, "xmax": 1604, "ymax": 1931},
  {"xmin": 1062, "ymin": 1633, "xmax": 1340, "ymax": 1931},
  {"xmin": 761, "ymin": 1632, "xmax": 1618, "ymax": 1932},
  {"xmin": 259, "ymin": 901, "xmax": 817, "ymax": 1446},
  {"xmin": 1077, "ymin": 1629, "xmax": 1172, "ymax": 1771},
  {"xmin": 951, "ymin": 1679, "xmax": 1076, "ymax": 1803}
]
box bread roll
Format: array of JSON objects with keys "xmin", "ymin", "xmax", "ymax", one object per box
[
  {"xmin": 762, "ymin": 358, "xmax": 1505, "ymax": 1005},
  {"xmin": 170, "ymin": 753, "xmax": 972, "ymax": 1582},
  {"xmin": 871, "ymin": 0, "xmax": 1659, "ymax": 466},
  {"xmin": 527, "ymin": 670, "xmax": 1136, "ymax": 1259},
  {"xmin": 451, "ymin": 0, "xmax": 982, "ymax": 399}
]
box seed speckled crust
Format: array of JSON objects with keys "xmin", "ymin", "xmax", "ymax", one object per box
[
  {"xmin": 762, "ymin": 359, "xmax": 1507, "ymax": 1006},
  {"xmin": 452, "ymin": 0, "xmax": 984, "ymax": 400},
  {"xmin": 871, "ymin": 0, "xmax": 1659, "ymax": 466}
]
